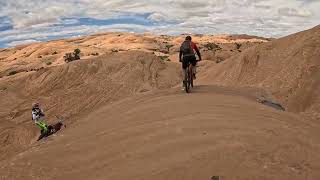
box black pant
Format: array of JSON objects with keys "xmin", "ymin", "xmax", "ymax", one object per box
[{"xmin": 182, "ymin": 55, "xmax": 197, "ymax": 69}]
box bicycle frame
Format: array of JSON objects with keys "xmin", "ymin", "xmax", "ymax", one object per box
[{"xmin": 184, "ymin": 64, "xmax": 193, "ymax": 93}]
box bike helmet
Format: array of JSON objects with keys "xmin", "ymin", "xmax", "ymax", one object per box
[
  {"xmin": 185, "ymin": 36, "xmax": 192, "ymax": 41},
  {"xmin": 32, "ymin": 102, "xmax": 40, "ymax": 108}
]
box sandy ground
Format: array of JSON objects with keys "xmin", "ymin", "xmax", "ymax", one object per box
[
  {"xmin": 1, "ymin": 84, "xmax": 320, "ymax": 180},
  {"xmin": 1, "ymin": 26, "xmax": 320, "ymax": 180}
]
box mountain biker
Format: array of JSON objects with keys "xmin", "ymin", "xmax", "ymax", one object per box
[
  {"xmin": 179, "ymin": 36, "xmax": 202, "ymax": 83},
  {"xmin": 32, "ymin": 102, "xmax": 49, "ymax": 140}
]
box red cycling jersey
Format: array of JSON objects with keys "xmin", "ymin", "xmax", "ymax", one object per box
[{"xmin": 190, "ymin": 42, "xmax": 199, "ymax": 53}]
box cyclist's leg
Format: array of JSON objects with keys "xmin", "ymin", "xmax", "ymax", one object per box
[
  {"xmin": 182, "ymin": 57, "xmax": 189, "ymax": 87},
  {"xmin": 190, "ymin": 56, "xmax": 197, "ymax": 78},
  {"xmin": 36, "ymin": 121, "xmax": 48, "ymax": 134},
  {"xmin": 189, "ymin": 63, "xmax": 193, "ymax": 83}
]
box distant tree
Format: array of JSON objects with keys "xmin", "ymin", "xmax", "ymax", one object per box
[
  {"xmin": 64, "ymin": 49, "xmax": 81, "ymax": 63},
  {"xmin": 64, "ymin": 53, "xmax": 72, "ymax": 63},
  {"xmin": 73, "ymin": 49, "xmax": 81, "ymax": 60}
]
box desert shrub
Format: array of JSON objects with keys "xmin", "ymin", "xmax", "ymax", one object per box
[
  {"xmin": 64, "ymin": 53, "xmax": 73, "ymax": 63},
  {"xmin": 8, "ymin": 71, "xmax": 18, "ymax": 76},
  {"xmin": 64, "ymin": 49, "xmax": 81, "ymax": 63},
  {"xmin": 74, "ymin": 49, "xmax": 81, "ymax": 60},
  {"xmin": 159, "ymin": 56, "xmax": 170, "ymax": 61},
  {"xmin": 46, "ymin": 62, "xmax": 52, "ymax": 65},
  {"xmin": 165, "ymin": 44, "xmax": 174, "ymax": 51},
  {"xmin": 204, "ymin": 43, "xmax": 221, "ymax": 50},
  {"xmin": 111, "ymin": 49, "xmax": 119, "ymax": 52},
  {"xmin": 216, "ymin": 57, "xmax": 224, "ymax": 64},
  {"xmin": 52, "ymin": 51, "xmax": 58, "ymax": 55},
  {"xmin": 211, "ymin": 176, "xmax": 220, "ymax": 180},
  {"xmin": 235, "ymin": 43, "xmax": 242, "ymax": 49}
]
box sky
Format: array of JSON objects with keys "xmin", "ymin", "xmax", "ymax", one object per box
[{"xmin": 0, "ymin": 0, "xmax": 319, "ymax": 48}]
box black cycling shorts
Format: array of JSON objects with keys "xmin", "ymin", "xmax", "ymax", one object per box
[{"xmin": 182, "ymin": 55, "xmax": 197, "ymax": 69}]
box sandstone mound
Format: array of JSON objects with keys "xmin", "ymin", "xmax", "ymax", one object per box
[
  {"xmin": 0, "ymin": 51, "xmax": 181, "ymax": 159},
  {"xmin": 199, "ymin": 25, "xmax": 320, "ymax": 117},
  {"xmin": 1, "ymin": 27, "xmax": 320, "ymax": 180},
  {"xmin": 1, "ymin": 85, "xmax": 320, "ymax": 180},
  {"xmin": 0, "ymin": 33, "xmax": 268, "ymax": 78}
]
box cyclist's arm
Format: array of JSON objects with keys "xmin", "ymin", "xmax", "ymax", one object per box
[
  {"xmin": 179, "ymin": 51, "xmax": 183, "ymax": 62},
  {"xmin": 39, "ymin": 109, "xmax": 45, "ymax": 116},
  {"xmin": 32, "ymin": 111, "xmax": 37, "ymax": 121},
  {"xmin": 193, "ymin": 44, "xmax": 202, "ymax": 61}
]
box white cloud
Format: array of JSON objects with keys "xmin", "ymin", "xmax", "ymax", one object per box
[
  {"xmin": 6, "ymin": 39, "xmax": 40, "ymax": 47},
  {"xmin": 0, "ymin": 0, "xmax": 319, "ymax": 47},
  {"xmin": 278, "ymin": 7, "xmax": 312, "ymax": 17},
  {"xmin": 0, "ymin": 24, "xmax": 153, "ymax": 46},
  {"xmin": 147, "ymin": 12, "xmax": 168, "ymax": 22}
]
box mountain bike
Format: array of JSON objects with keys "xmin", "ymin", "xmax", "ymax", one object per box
[{"xmin": 183, "ymin": 63, "xmax": 193, "ymax": 93}]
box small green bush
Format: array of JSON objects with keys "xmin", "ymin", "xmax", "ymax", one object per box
[{"xmin": 159, "ymin": 56, "xmax": 170, "ymax": 61}]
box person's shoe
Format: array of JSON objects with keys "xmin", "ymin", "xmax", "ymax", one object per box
[{"xmin": 37, "ymin": 132, "xmax": 46, "ymax": 141}]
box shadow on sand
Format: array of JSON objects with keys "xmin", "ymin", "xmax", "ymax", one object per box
[{"xmin": 186, "ymin": 84, "xmax": 285, "ymax": 111}]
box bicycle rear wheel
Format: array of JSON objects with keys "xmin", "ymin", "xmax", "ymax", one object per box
[
  {"xmin": 187, "ymin": 74, "xmax": 192, "ymax": 93},
  {"xmin": 190, "ymin": 66, "xmax": 194, "ymax": 88},
  {"xmin": 184, "ymin": 69, "xmax": 190, "ymax": 93}
]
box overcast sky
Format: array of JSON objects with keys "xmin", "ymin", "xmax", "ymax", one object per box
[{"xmin": 0, "ymin": 0, "xmax": 319, "ymax": 47}]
